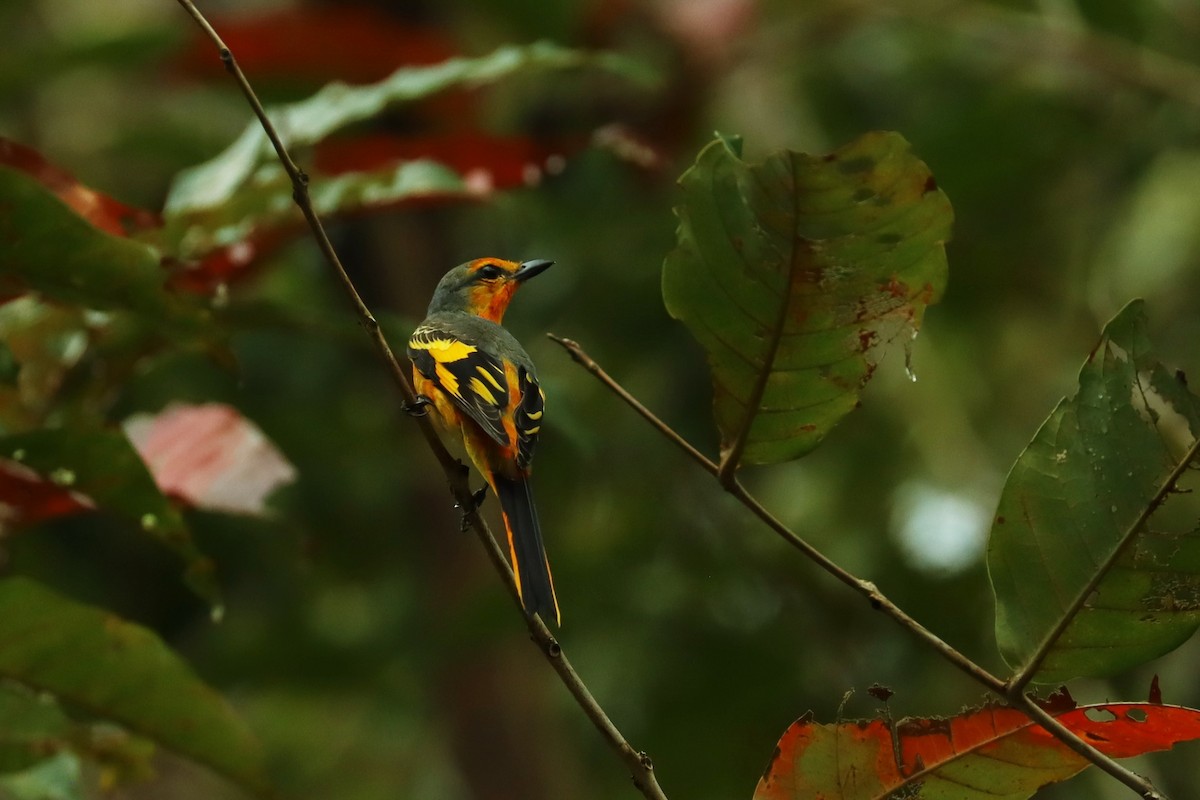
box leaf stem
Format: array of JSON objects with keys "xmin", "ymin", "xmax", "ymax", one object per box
[
  {"xmin": 1009, "ymin": 433, "xmax": 1200, "ymax": 694},
  {"xmin": 173, "ymin": 4, "xmax": 668, "ymax": 798},
  {"xmin": 550, "ymin": 333, "xmax": 1167, "ymax": 800}
]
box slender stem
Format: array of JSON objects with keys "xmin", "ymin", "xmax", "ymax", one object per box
[
  {"xmin": 1010, "ymin": 435, "xmax": 1200, "ymax": 694},
  {"xmin": 550, "ymin": 333, "xmax": 1005, "ymax": 692},
  {"xmin": 466, "ymin": 513, "xmax": 667, "ymax": 800},
  {"xmin": 549, "ymin": 333, "xmax": 1166, "ymax": 800},
  {"xmin": 1013, "ymin": 695, "xmax": 1162, "ymax": 800},
  {"xmin": 173, "ymin": 5, "xmax": 667, "ymax": 798},
  {"xmin": 548, "ymin": 335, "xmax": 716, "ymax": 474}
]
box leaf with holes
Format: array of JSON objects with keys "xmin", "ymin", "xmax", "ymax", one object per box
[
  {"xmin": 987, "ymin": 300, "xmax": 1200, "ymax": 684},
  {"xmin": 0, "ymin": 578, "xmax": 264, "ymax": 793},
  {"xmin": 662, "ymin": 132, "xmax": 951, "ymax": 471},
  {"xmin": 755, "ymin": 696, "xmax": 1200, "ymax": 800}
]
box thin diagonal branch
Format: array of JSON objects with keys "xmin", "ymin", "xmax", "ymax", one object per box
[
  {"xmin": 549, "ymin": 333, "xmax": 1165, "ymax": 800},
  {"xmin": 173, "ymin": 4, "xmax": 667, "ymax": 798},
  {"xmin": 549, "ymin": 334, "xmax": 1005, "ymax": 694},
  {"xmin": 1009, "ymin": 433, "xmax": 1200, "ymax": 694}
]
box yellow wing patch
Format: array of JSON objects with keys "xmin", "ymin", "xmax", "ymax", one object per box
[
  {"xmin": 434, "ymin": 362, "xmax": 462, "ymax": 399},
  {"xmin": 469, "ymin": 377, "xmax": 498, "ymax": 406},
  {"xmin": 407, "ymin": 324, "xmax": 513, "ymax": 447},
  {"xmin": 410, "ymin": 336, "xmax": 477, "ymax": 362}
]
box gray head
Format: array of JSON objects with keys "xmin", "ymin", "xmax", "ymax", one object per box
[{"xmin": 426, "ymin": 258, "xmax": 553, "ymax": 322}]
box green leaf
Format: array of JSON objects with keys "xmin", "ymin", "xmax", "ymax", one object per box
[
  {"xmin": 0, "ymin": 299, "xmax": 89, "ymax": 434},
  {"xmin": 663, "ymin": 132, "xmax": 952, "ymax": 469},
  {"xmin": 0, "ymin": 684, "xmax": 71, "ymax": 774},
  {"xmin": 0, "ymin": 428, "xmax": 220, "ymax": 611},
  {"xmin": 988, "ymin": 300, "xmax": 1200, "ymax": 684},
  {"xmin": 0, "ymin": 168, "xmax": 194, "ymax": 324},
  {"xmin": 0, "ymin": 684, "xmax": 152, "ymax": 788},
  {"xmin": 161, "ymin": 158, "xmax": 471, "ymax": 261},
  {"xmin": 164, "ymin": 41, "xmax": 654, "ymax": 218},
  {"xmin": 0, "ymin": 752, "xmax": 82, "ymax": 800},
  {"xmin": 0, "ymin": 578, "xmax": 265, "ymax": 793}
]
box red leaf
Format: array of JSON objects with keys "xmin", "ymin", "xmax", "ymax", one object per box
[
  {"xmin": 164, "ymin": 229, "xmax": 291, "ymax": 296},
  {"xmin": 0, "ymin": 458, "xmax": 95, "ymax": 526},
  {"xmin": 0, "ymin": 138, "xmax": 159, "ymax": 238},
  {"xmin": 123, "ymin": 403, "xmax": 296, "ymax": 515},
  {"xmin": 756, "ymin": 699, "xmax": 1200, "ymax": 800},
  {"xmin": 173, "ymin": 6, "xmax": 455, "ymax": 85}
]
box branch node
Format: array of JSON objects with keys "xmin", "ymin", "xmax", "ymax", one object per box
[
  {"xmin": 639, "ymin": 751, "xmax": 654, "ymax": 770},
  {"xmin": 546, "ymin": 637, "xmax": 562, "ymax": 658},
  {"xmin": 716, "ymin": 454, "xmax": 737, "ymax": 489}
]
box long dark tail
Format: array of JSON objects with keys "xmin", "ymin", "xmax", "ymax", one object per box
[{"xmin": 492, "ymin": 473, "xmax": 560, "ymax": 626}]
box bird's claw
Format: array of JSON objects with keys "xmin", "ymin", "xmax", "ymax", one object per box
[
  {"xmin": 456, "ymin": 485, "xmax": 490, "ymax": 532},
  {"xmin": 403, "ymin": 395, "xmax": 433, "ymax": 417}
]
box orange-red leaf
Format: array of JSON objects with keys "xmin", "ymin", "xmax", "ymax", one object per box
[
  {"xmin": 0, "ymin": 459, "xmax": 95, "ymax": 526},
  {"xmin": 0, "ymin": 138, "xmax": 159, "ymax": 238},
  {"xmin": 756, "ymin": 699, "xmax": 1200, "ymax": 800}
]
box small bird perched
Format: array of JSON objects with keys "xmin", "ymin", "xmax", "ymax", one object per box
[{"xmin": 407, "ymin": 258, "xmax": 560, "ymax": 625}]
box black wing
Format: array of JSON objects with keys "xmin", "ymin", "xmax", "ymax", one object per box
[
  {"xmin": 407, "ymin": 324, "xmax": 510, "ymax": 446},
  {"xmin": 514, "ymin": 366, "xmax": 544, "ymax": 470}
]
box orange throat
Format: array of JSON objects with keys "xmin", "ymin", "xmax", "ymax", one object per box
[{"xmin": 468, "ymin": 282, "xmax": 518, "ymax": 323}]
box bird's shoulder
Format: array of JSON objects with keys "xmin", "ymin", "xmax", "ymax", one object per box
[{"xmin": 411, "ymin": 312, "xmax": 535, "ymax": 373}]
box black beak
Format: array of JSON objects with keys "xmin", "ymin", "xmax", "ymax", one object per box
[{"xmin": 513, "ymin": 259, "xmax": 553, "ymax": 282}]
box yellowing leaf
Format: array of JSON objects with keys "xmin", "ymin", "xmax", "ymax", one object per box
[{"xmin": 663, "ymin": 132, "xmax": 951, "ymax": 473}]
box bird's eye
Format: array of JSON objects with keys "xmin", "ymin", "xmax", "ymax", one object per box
[{"xmin": 477, "ymin": 264, "xmax": 504, "ymax": 281}]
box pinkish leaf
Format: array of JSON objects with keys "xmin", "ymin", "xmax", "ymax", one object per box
[{"xmin": 124, "ymin": 403, "xmax": 295, "ymax": 515}]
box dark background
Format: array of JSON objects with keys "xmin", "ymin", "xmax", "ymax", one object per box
[{"xmin": 3, "ymin": 0, "xmax": 1200, "ymax": 798}]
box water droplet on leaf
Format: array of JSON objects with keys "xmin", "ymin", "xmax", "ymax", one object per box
[{"xmin": 903, "ymin": 332, "xmax": 918, "ymax": 382}]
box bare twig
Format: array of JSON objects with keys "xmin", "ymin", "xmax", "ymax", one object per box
[
  {"xmin": 1009, "ymin": 433, "xmax": 1200, "ymax": 694},
  {"xmin": 173, "ymin": 4, "xmax": 667, "ymax": 798},
  {"xmin": 1014, "ymin": 696, "xmax": 1162, "ymax": 800},
  {"xmin": 549, "ymin": 333, "xmax": 1166, "ymax": 800},
  {"xmin": 549, "ymin": 334, "xmax": 1006, "ymax": 693}
]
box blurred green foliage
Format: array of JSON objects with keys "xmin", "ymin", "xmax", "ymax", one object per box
[{"xmin": 2, "ymin": 1, "xmax": 1200, "ymax": 799}]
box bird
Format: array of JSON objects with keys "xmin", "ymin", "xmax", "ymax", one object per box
[{"xmin": 406, "ymin": 257, "xmax": 560, "ymax": 625}]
